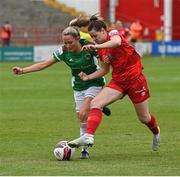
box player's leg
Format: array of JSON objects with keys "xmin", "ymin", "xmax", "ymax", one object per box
[
  {"xmin": 85, "ymin": 86, "xmax": 123, "ymax": 135},
  {"xmin": 76, "ymin": 86, "xmax": 108, "ymax": 158},
  {"xmin": 73, "ymin": 89, "xmax": 89, "ymax": 158},
  {"xmin": 78, "ymin": 86, "xmax": 111, "ymax": 157},
  {"xmin": 133, "ymin": 100, "xmax": 160, "ymax": 151},
  {"xmin": 78, "ymin": 96, "xmax": 93, "ymax": 159},
  {"xmin": 128, "ymin": 73, "xmax": 160, "ymax": 151},
  {"xmin": 69, "ymin": 87, "xmax": 123, "ymax": 147},
  {"xmin": 80, "ymin": 86, "xmax": 111, "ymax": 116},
  {"xmin": 74, "ymin": 89, "xmax": 92, "ymax": 158}
]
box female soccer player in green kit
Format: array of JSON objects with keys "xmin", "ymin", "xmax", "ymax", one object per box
[{"xmin": 12, "ymin": 26, "xmax": 111, "ymax": 159}]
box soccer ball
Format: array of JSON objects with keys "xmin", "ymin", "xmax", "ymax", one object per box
[{"xmin": 53, "ymin": 140, "xmax": 75, "ymax": 160}]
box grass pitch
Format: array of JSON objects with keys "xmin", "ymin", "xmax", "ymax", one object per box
[{"xmin": 0, "ymin": 56, "xmax": 180, "ymax": 175}]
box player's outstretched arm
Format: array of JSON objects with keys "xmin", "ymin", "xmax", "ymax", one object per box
[{"xmin": 12, "ymin": 58, "xmax": 57, "ymax": 75}]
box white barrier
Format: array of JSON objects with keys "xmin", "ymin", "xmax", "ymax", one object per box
[
  {"xmin": 34, "ymin": 45, "xmax": 60, "ymax": 62},
  {"xmin": 134, "ymin": 42, "xmax": 152, "ymax": 56},
  {"xmin": 33, "ymin": 43, "xmax": 152, "ymax": 62}
]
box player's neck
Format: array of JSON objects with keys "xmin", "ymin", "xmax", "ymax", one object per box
[{"xmin": 73, "ymin": 43, "xmax": 82, "ymax": 54}]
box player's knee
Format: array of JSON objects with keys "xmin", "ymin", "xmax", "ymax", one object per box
[
  {"xmin": 78, "ymin": 110, "xmax": 88, "ymax": 122},
  {"xmin": 90, "ymin": 99, "xmax": 101, "ymax": 109},
  {"xmin": 137, "ymin": 113, "xmax": 151, "ymax": 124}
]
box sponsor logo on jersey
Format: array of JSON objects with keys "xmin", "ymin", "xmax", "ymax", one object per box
[{"xmin": 135, "ymin": 86, "xmax": 146, "ymax": 96}]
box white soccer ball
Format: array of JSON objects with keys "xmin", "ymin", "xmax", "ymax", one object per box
[{"xmin": 53, "ymin": 140, "xmax": 75, "ymax": 160}]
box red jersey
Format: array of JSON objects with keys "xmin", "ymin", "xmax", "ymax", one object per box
[
  {"xmin": 98, "ymin": 29, "xmax": 142, "ymax": 84},
  {"xmin": 118, "ymin": 27, "xmax": 130, "ymax": 39}
]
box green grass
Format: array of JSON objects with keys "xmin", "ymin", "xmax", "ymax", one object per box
[{"xmin": 0, "ymin": 56, "xmax": 180, "ymax": 175}]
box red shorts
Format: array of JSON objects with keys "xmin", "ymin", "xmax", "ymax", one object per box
[{"xmin": 107, "ymin": 73, "xmax": 150, "ymax": 104}]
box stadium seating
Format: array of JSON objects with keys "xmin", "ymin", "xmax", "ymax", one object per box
[{"xmin": 0, "ymin": 0, "xmax": 74, "ymax": 46}]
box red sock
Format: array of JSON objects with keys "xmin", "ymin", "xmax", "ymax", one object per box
[
  {"xmin": 86, "ymin": 108, "xmax": 102, "ymax": 135},
  {"xmin": 146, "ymin": 114, "xmax": 159, "ymax": 134}
]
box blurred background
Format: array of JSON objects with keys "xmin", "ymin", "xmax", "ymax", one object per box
[{"xmin": 0, "ymin": 0, "xmax": 180, "ymax": 60}]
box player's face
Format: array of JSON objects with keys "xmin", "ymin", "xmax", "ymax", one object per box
[
  {"xmin": 89, "ymin": 29, "xmax": 107, "ymax": 44},
  {"xmin": 62, "ymin": 35, "xmax": 79, "ymax": 52}
]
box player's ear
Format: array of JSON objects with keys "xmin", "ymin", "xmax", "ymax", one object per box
[{"xmin": 76, "ymin": 36, "xmax": 80, "ymax": 41}]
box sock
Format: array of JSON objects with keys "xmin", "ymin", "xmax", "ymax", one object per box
[
  {"xmin": 80, "ymin": 122, "xmax": 88, "ymax": 151},
  {"xmin": 80, "ymin": 122, "xmax": 87, "ymax": 136},
  {"xmin": 146, "ymin": 114, "xmax": 159, "ymax": 135},
  {"xmin": 86, "ymin": 108, "xmax": 102, "ymax": 135}
]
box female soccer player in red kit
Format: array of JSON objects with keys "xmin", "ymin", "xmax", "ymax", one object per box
[{"xmin": 68, "ymin": 15, "xmax": 160, "ymax": 151}]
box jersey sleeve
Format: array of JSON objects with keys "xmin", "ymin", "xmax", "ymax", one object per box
[{"xmin": 53, "ymin": 47, "xmax": 64, "ymax": 62}]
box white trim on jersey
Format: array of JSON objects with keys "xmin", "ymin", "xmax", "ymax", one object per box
[
  {"xmin": 93, "ymin": 56, "xmax": 100, "ymax": 69},
  {"xmin": 71, "ymin": 76, "xmax": 75, "ymax": 88},
  {"xmin": 53, "ymin": 48, "xmax": 63, "ymax": 61}
]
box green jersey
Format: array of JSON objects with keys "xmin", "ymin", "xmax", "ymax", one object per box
[{"xmin": 53, "ymin": 39, "xmax": 105, "ymax": 91}]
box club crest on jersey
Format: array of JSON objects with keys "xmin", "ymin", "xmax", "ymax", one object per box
[
  {"xmin": 84, "ymin": 53, "xmax": 91, "ymax": 60},
  {"xmin": 109, "ymin": 30, "xmax": 119, "ymax": 36}
]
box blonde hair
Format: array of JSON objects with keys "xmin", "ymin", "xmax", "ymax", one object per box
[{"xmin": 62, "ymin": 26, "xmax": 80, "ymax": 38}]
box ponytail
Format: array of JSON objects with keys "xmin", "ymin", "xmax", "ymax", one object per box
[
  {"xmin": 69, "ymin": 15, "xmax": 90, "ymax": 28},
  {"xmin": 69, "ymin": 13, "xmax": 107, "ymax": 32},
  {"xmin": 89, "ymin": 13, "xmax": 99, "ymax": 22}
]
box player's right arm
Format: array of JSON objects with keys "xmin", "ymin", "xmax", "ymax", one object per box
[
  {"xmin": 79, "ymin": 62, "xmax": 110, "ymax": 81},
  {"xmin": 12, "ymin": 58, "xmax": 57, "ymax": 75}
]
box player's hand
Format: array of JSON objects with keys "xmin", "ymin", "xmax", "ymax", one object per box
[
  {"xmin": 12, "ymin": 67, "xmax": 23, "ymax": 75},
  {"xmin": 79, "ymin": 72, "xmax": 89, "ymax": 81},
  {"xmin": 82, "ymin": 44, "xmax": 96, "ymax": 51}
]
